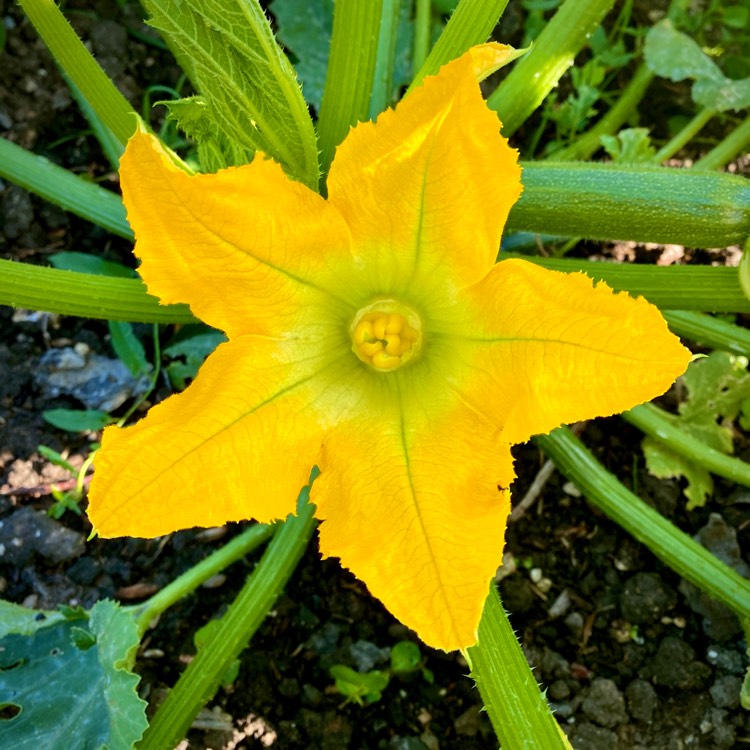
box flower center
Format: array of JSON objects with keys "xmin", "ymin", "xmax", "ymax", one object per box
[{"xmin": 351, "ymin": 300, "xmax": 423, "ymax": 372}]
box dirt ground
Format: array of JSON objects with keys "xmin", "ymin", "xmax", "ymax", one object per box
[{"xmin": 1, "ymin": 1, "xmax": 748, "ymax": 748}]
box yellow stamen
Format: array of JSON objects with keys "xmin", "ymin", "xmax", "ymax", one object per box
[{"xmin": 350, "ymin": 300, "xmax": 422, "ymax": 372}]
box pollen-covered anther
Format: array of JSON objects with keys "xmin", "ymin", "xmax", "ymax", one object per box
[{"xmin": 351, "ymin": 301, "xmax": 422, "ymax": 371}]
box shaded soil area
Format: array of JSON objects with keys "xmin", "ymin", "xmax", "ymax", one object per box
[{"xmin": 1, "ymin": 2, "xmax": 749, "ymax": 748}]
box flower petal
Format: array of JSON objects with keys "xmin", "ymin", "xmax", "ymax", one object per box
[
  {"xmin": 456, "ymin": 258, "xmax": 692, "ymax": 445},
  {"xmin": 88, "ymin": 335, "xmax": 327, "ymax": 538},
  {"xmin": 120, "ymin": 130, "xmax": 352, "ymax": 338},
  {"xmin": 326, "ymin": 44, "xmax": 521, "ymax": 294},
  {"xmin": 313, "ymin": 400, "xmax": 514, "ymax": 651}
]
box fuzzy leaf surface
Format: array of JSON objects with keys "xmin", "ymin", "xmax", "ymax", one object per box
[{"xmin": 142, "ymin": 0, "xmax": 318, "ymax": 184}]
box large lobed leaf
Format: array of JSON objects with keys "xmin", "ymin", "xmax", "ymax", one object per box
[
  {"xmin": 143, "ymin": 0, "xmax": 319, "ymax": 184},
  {"xmin": 0, "ymin": 600, "xmax": 147, "ymax": 750},
  {"xmin": 645, "ymin": 20, "xmax": 750, "ymax": 112},
  {"xmin": 641, "ymin": 352, "xmax": 750, "ymax": 508}
]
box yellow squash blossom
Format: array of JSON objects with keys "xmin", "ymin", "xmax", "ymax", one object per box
[{"xmin": 88, "ymin": 44, "xmax": 690, "ymax": 651}]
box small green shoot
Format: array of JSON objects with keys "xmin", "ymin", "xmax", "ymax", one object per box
[
  {"xmin": 329, "ymin": 665, "xmax": 390, "ymax": 706},
  {"xmin": 330, "ymin": 640, "xmax": 432, "ymax": 706},
  {"xmin": 108, "ymin": 321, "xmax": 151, "ymax": 379},
  {"xmin": 37, "ymin": 444, "xmax": 98, "ymax": 519},
  {"xmin": 600, "ymin": 127, "xmax": 656, "ymax": 163},
  {"xmin": 390, "ymin": 639, "xmax": 434, "ymax": 683}
]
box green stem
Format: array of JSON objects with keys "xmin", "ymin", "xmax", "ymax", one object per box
[
  {"xmin": 535, "ymin": 427, "xmax": 750, "ymax": 621},
  {"xmin": 695, "ymin": 115, "xmax": 750, "ymax": 171},
  {"xmin": 131, "ymin": 523, "xmax": 274, "ymax": 637},
  {"xmin": 408, "ymin": 0, "xmax": 509, "ymax": 90},
  {"xmin": 553, "ymin": 63, "xmax": 654, "ymax": 161},
  {"xmin": 369, "ymin": 0, "xmax": 401, "ymax": 118},
  {"xmin": 0, "ymin": 259, "xmax": 196, "ymax": 323},
  {"xmin": 488, "ymin": 0, "xmax": 617, "ymax": 136},
  {"xmin": 19, "ymin": 0, "xmax": 136, "ymax": 145},
  {"xmin": 622, "ymin": 403, "xmax": 750, "ymax": 488},
  {"xmin": 413, "ymin": 0, "xmax": 432, "ymax": 74},
  {"xmin": 317, "ymin": 0, "xmax": 384, "ymax": 176},
  {"xmin": 466, "ymin": 587, "xmax": 567, "ymax": 749},
  {"xmin": 64, "ymin": 74, "xmax": 124, "ymax": 170},
  {"xmin": 653, "ymin": 108, "xmax": 717, "ymax": 164},
  {"xmin": 138, "ymin": 498, "xmax": 317, "ymax": 750},
  {"xmin": 4, "ymin": 253, "xmax": 750, "ymax": 324},
  {"xmin": 664, "ymin": 310, "xmax": 750, "ymax": 357},
  {"xmin": 502, "ymin": 253, "xmax": 750, "ymax": 313},
  {"xmin": 0, "ymin": 137, "xmax": 132, "ymax": 239}
]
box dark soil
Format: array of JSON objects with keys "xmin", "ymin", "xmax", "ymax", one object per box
[{"xmin": 1, "ymin": 2, "xmax": 749, "ymax": 748}]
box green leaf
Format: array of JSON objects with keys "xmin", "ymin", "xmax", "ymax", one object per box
[
  {"xmin": 271, "ymin": 0, "xmax": 334, "ymax": 111},
  {"xmin": 49, "ymin": 251, "xmax": 137, "ymax": 279},
  {"xmin": 0, "ymin": 600, "xmax": 147, "ymax": 750},
  {"xmin": 164, "ymin": 328, "xmax": 226, "ymax": 390},
  {"xmin": 600, "ymin": 128, "xmax": 656, "ymax": 163},
  {"xmin": 644, "ymin": 20, "xmax": 750, "ymax": 113},
  {"xmin": 678, "ymin": 351, "xmax": 750, "ymax": 452},
  {"xmin": 42, "ymin": 408, "xmax": 116, "ymax": 433},
  {"xmin": 163, "ymin": 96, "xmax": 248, "ymax": 174},
  {"xmin": 641, "ymin": 352, "xmax": 750, "ymax": 508},
  {"xmin": 390, "ymin": 640, "xmax": 421, "ymax": 675},
  {"xmin": 642, "ymin": 437, "xmax": 714, "ymax": 510},
  {"xmin": 70, "ymin": 626, "xmax": 97, "ymax": 651},
  {"xmin": 692, "ymin": 75, "xmax": 750, "ymax": 113},
  {"xmin": 108, "ymin": 321, "xmax": 151, "ymax": 378},
  {"xmin": 140, "ymin": 0, "xmax": 318, "ymax": 186},
  {"xmin": 0, "ymin": 601, "xmax": 72, "ymax": 640},
  {"xmin": 644, "ymin": 20, "xmax": 723, "ymax": 83},
  {"xmin": 723, "ymin": 5, "xmax": 749, "ymax": 29},
  {"xmin": 36, "ymin": 444, "xmax": 77, "ymax": 474},
  {"xmin": 329, "ymin": 665, "xmax": 390, "ymax": 705}
]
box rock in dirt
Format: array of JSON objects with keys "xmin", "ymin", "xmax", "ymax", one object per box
[
  {"xmin": 709, "ymin": 675, "xmax": 742, "ymax": 709},
  {"xmin": 454, "ymin": 705, "xmax": 482, "ymax": 737},
  {"xmin": 648, "ymin": 636, "xmax": 711, "ymax": 689},
  {"xmin": 696, "ymin": 514, "xmax": 750, "ymax": 576},
  {"xmin": 625, "ymin": 678, "xmax": 657, "ymax": 723},
  {"xmin": 701, "ymin": 707, "xmax": 737, "ymax": 750},
  {"xmin": 581, "ymin": 677, "xmax": 628, "ymax": 727},
  {"xmin": 620, "ymin": 572, "xmax": 676, "ymax": 624},
  {"xmin": 1, "ymin": 184, "xmax": 33, "ymax": 239},
  {"xmin": 705, "ymin": 644, "xmax": 745, "ymax": 674},
  {"xmin": 0, "ymin": 506, "xmax": 84, "ymax": 565},
  {"xmin": 34, "ymin": 344, "xmax": 150, "ymax": 412},
  {"xmin": 350, "ymin": 639, "xmax": 390, "ymax": 671},
  {"xmin": 569, "ymin": 721, "xmax": 617, "ymax": 750},
  {"xmin": 90, "ymin": 20, "xmax": 128, "ymax": 78},
  {"xmin": 679, "ymin": 513, "xmax": 749, "ymax": 640}
]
